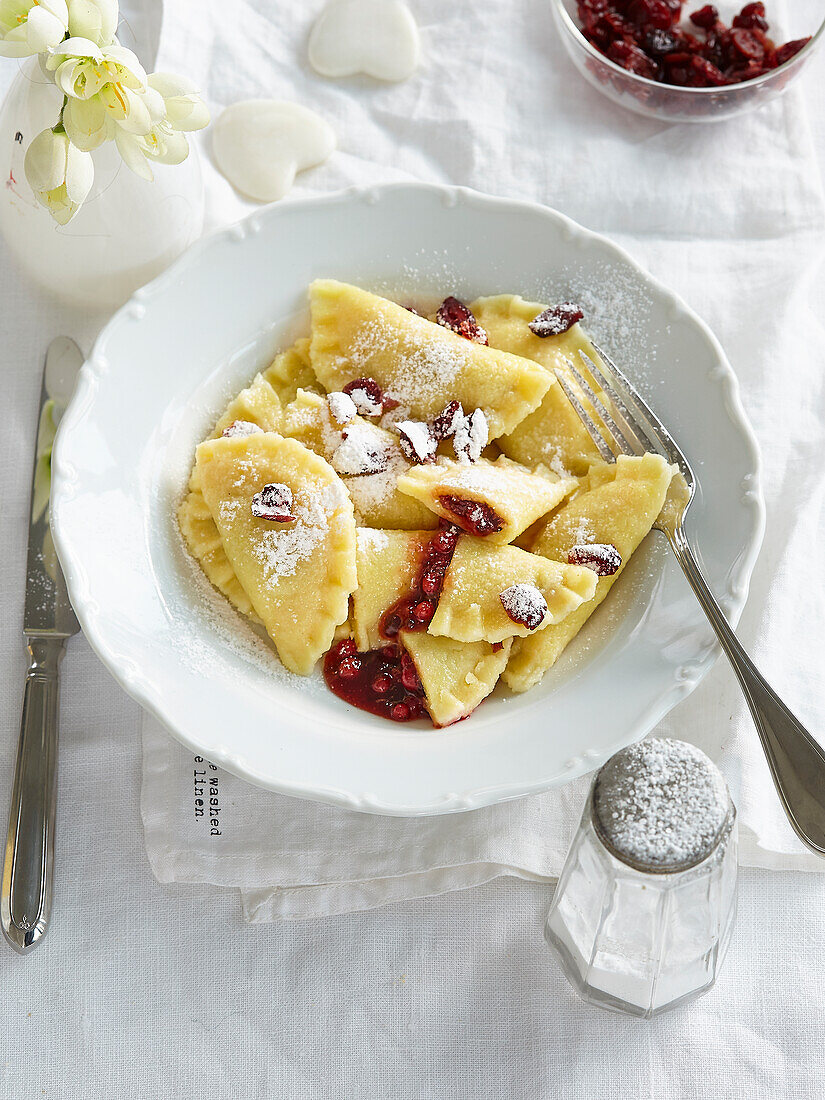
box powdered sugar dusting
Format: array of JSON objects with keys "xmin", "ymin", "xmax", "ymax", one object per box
[
  {"xmin": 252, "ymin": 482, "xmax": 346, "ymax": 583},
  {"xmin": 341, "ymin": 315, "xmax": 473, "ymax": 409},
  {"xmin": 356, "ymin": 528, "xmax": 390, "ymax": 554},
  {"xmin": 332, "ymin": 420, "xmax": 393, "ymax": 476},
  {"xmin": 594, "ymin": 738, "xmax": 730, "ymax": 872}
]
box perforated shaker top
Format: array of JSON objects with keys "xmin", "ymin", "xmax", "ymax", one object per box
[{"xmin": 593, "ymin": 738, "xmax": 731, "ymax": 873}]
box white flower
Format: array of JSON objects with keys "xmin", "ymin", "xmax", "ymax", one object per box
[
  {"xmin": 66, "ymin": 0, "xmax": 117, "ymax": 46},
  {"xmin": 114, "ymin": 118, "xmax": 189, "ymax": 181},
  {"xmin": 24, "ymin": 126, "xmax": 94, "ymax": 225},
  {"xmin": 114, "ymin": 74, "xmax": 208, "ymax": 181},
  {"xmin": 147, "ymin": 72, "xmax": 210, "ymax": 133},
  {"xmin": 48, "ymin": 37, "xmax": 146, "ymax": 100},
  {"xmin": 62, "ymin": 93, "xmax": 114, "ymax": 150},
  {"xmin": 0, "ymin": 0, "xmax": 69, "ymax": 57}
]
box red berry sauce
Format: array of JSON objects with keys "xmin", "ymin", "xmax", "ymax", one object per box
[
  {"xmin": 323, "ymin": 641, "xmax": 427, "ymax": 723},
  {"xmin": 379, "ymin": 523, "xmax": 461, "ymax": 638},
  {"xmin": 576, "ymin": 0, "xmax": 811, "ymax": 88},
  {"xmin": 438, "ymin": 495, "xmax": 504, "ymax": 537}
]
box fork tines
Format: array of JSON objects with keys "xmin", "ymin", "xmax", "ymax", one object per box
[{"xmin": 553, "ymin": 343, "xmax": 692, "ymax": 483}]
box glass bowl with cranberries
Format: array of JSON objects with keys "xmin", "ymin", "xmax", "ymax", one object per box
[{"xmin": 551, "ymin": 0, "xmax": 823, "ymax": 122}]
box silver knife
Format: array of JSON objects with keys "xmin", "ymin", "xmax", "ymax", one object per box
[{"xmin": 2, "ymin": 337, "xmax": 83, "ymax": 953}]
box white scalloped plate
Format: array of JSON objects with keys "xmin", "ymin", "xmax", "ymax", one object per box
[{"xmin": 50, "ymin": 184, "xmax": 764, "ymax": 815}]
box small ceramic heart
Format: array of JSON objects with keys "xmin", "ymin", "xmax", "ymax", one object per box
[
  {"xmin": 308, "ymin": 0, "xmax": 421, "ymax": 83},
  {"xmin": 212, "ymin": 100, "xmax": 336, "ymax": 204}
]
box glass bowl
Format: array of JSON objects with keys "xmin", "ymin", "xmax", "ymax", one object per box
[{"xmin": 551, "ymin": 0, "xmax": 825, "ymax": 123}]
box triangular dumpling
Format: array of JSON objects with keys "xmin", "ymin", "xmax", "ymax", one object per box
[
  {"xmin": 308, "ymin": 280, "xmax": 551, "ymax": 439},
  {"xmin": 397, "ymin": 455, "xmax": 577, "ymax": 545},
  {"xmin": 263, "ymin": 337, "xmax": 320, "ymax": 404},
  {"xmin": 473, "ymin": 294, "xmax": 605, "ymax": 476},
  {"xmin": 352, "ymin": 528, "xmax": 433, "ymax": 651},
  {"xmin": 211, "ymin": 372, "xmax": 283, "ymax": 439},
  {"xmin": 196, "ymin": 433, "xmax": 357, "ymax": 675},
  {"xmin": 283, "ymin": 389, "xmax": 438, "ymax": 531},
  {"xmin": 400, "ymin": 631, "xmax": 512, "ymax": 728},
  {"xmin": 504, "ymin": 453, "xmax": 675, "ymax": 691},
  {"xmin": 429, "ymin": 538, "xmax": 598, "ymax": 644},
  {"xmin": 178, "ymin": 486, "xmax": 261, "ymax": 622}
]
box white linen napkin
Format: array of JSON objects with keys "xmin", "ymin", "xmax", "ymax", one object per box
[{"xmin": 141, "ymin": 0, "xmax": 825, "ymax": 919}]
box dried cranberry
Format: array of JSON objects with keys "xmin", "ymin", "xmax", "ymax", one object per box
[
  {"xmin": 435, "ymin": 297, "xmax": 489, "ymax": 344},
  {"xmin": 499, "ymin": 584, "xmax": 548, "ymax": 631},
  {"xmin": 733, "ymin": 2, "xmax": 768, "ymax": 31},
  {"xmin": 250, "ymin": 483, "xmax": 296, "ymax": 522},
  {"xmin": 568, "ymin": 543, "xmax": 622, "ymax": 577},
  {"xmin": 627, "ymin": 0, "xmax": 678, "ymax": 29},
  {"xmin": 341, "ymin": 377, "xmax": 397, "ymax": 416},
  {"xmin": 431, "ymin": 400, "xmax": 464, "ymax": 441},
  {"xmin": 774, "ymin": 37, "xmax": 810, "ymax": 66},
  {"xmin": 689, "ymin": 4, "xmax": 719, "ymax": 30},
  {"xmin": 528, "ymin": 302, "xmax": 585, "ymax": 338},
  {"xmin": 438, "ymin": 495, "xmax": 504, "ymax": 537},
  {"xmin": 729, "ymin": 27, "xmax": 764, "ymax": 59},
  {"xmin": 396, "ymin": 420, "xmax": 438, "ymax": 464},
  {"xmin": 645, "ymin": 28, "xmax": 679, "ymax": 55}
]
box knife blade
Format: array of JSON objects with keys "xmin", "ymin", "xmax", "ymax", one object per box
[
  {"xmin": 2, "ymin": 337, "xmax": 83, "ymax": 954},
  {"xmin": 23, "ymin": 337, "xmax": 82, "ymax": 638}
]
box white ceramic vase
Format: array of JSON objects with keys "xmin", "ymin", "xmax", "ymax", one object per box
[{"xmin": 0, "ymin": 59, "xmax": 204, "ymax": 309}]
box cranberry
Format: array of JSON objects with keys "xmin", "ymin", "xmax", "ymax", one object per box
[
  {"xmin": 421, "ymin": 572, "xmax": 441, "ymax": 597},
  {"xmin": 690, "ymin": 55, "xmax": 726, "ymax": 84},
  {"xmin": 608, "ymin": 39, "xmax": 660, "ymax": 78},
  {"xmin": 645, "ymin": 28, "xmax": 679, "ymax": 55},
  {"xmin": 528, "ymin": 303, "xmax": 585, "ymax": 338},
  {"xmin": 733, "ymin": 2, "xmax": 768, "ymax": 31},
  {"xmin": 336, "ymin": 639, "xmax": 358, "ymax": 658},
  {"xmin": 405, "ymin": 698, "xmax": 422, "ymax": 719},
  {"xmin": 338, "ymin": 656, "xmax": 361, "ymax": 679},
  {"xmin": 435, "ymin": 297, "xmax": 489, "ymax": 345},
  {"xmin": 391, "ymin": 703, "xmax": 411, "ymax": 722},
  {"xmin": 401, "ymin": 665, "xmax": 422, "ymax": 691},
  {"xmin": 774, "ymin": 38, "xmax": 810, "ymax": 66},
  {"xmin": 499, "ymin": 584, "xmax": 548, "ymax": 631},
  {"xmin": 431, "ymin": 528, "xmax": 458, "ymax": 554},
  {"xmin": 438, "ymin": 495, "xmax": 504, "ymax": 538},
  {"xmin": 250, "ymin": 482, "xmax": 296, "ymax": 522},
  {"xmin": 396, "ymin": 420, "xmax": 438, "ymax": 464},
  {"xmin": 383, "ymin": 615, "xmax": 401, "ymax": 638},
  {"xmin": 413, "ymin": 600, "xmax": 434, "ymax": 623},
  {"xmin": 372, "ymin": 675, "xmax": 392, "ymax": 695},
  {"xmin": 628, "ymin": 0, "xmax": 678, "ymax": 29},
  {"xmin": 342, "ymin": 378, "xmax": 388, "ymax": 417},
  {"xmin": 381, "ymin": 645, "xmax": 397, "ymax": 660},
  {"xmin": 568, "ymin": 543, "xmax": 623, "ymax": 577},
  {"xmin": 689, "ymin": 4, "xmax": 719, "ymax": 30},
  {"xmin": 431, "ymin": 400, "xmax": 464, "ymax": 440},
  {"xmin": 730, "ymin": 27, "xmax": 764, "ymax": 59}
]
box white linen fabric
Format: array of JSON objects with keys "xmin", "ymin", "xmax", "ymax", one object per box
[
  {"xmin": 2, "ymin": 2, "xmax": 825, "ymax": 1096},
  {"xmin": 141, "ymin": 0, "xmax": 825, "ymax": 919}
]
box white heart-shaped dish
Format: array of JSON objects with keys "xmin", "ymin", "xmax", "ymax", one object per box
[
  {"xmin": 212, "ymin": 99, "xmax": 336, "ymax": 203},
  {"xmin": 309, "ymin": 0, "xmax": 420, "ymax": 82}
]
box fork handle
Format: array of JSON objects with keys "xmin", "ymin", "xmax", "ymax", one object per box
[
  {"xmin": 668, "ymin": 526, "xmax": 825, "ymax": 856},
  {"xmin": 1, "ymin": 636, "xmax": 64, "ymax": 953}
]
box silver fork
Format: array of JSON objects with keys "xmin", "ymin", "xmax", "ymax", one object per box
[{"xmin": 555, "ymin": 345, "xmax": 825, "ymax": 858}]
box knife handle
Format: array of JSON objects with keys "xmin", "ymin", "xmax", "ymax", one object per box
[{"xmin": 2, "ymin": 637, "xmax": 64, "ymax": 953}]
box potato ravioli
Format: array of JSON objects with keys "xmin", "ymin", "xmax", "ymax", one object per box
[{"xmin": 178, "ymin": 281, "xmax": 675, "ymax": 727}]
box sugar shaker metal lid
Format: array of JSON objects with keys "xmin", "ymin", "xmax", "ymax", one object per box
[{"xmin": 593, "ymin": 738, "xmax": 732, "ymax": 873}]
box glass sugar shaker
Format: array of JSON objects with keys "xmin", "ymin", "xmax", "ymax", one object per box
[{"xmin": 545, "ymin": 738, "xmax": 737, "ymax": 1019}]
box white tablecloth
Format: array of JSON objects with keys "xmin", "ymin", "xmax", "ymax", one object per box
[{"xmin": 1, "ymin": 0, "xmax": 825, "ymax": 1095}]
